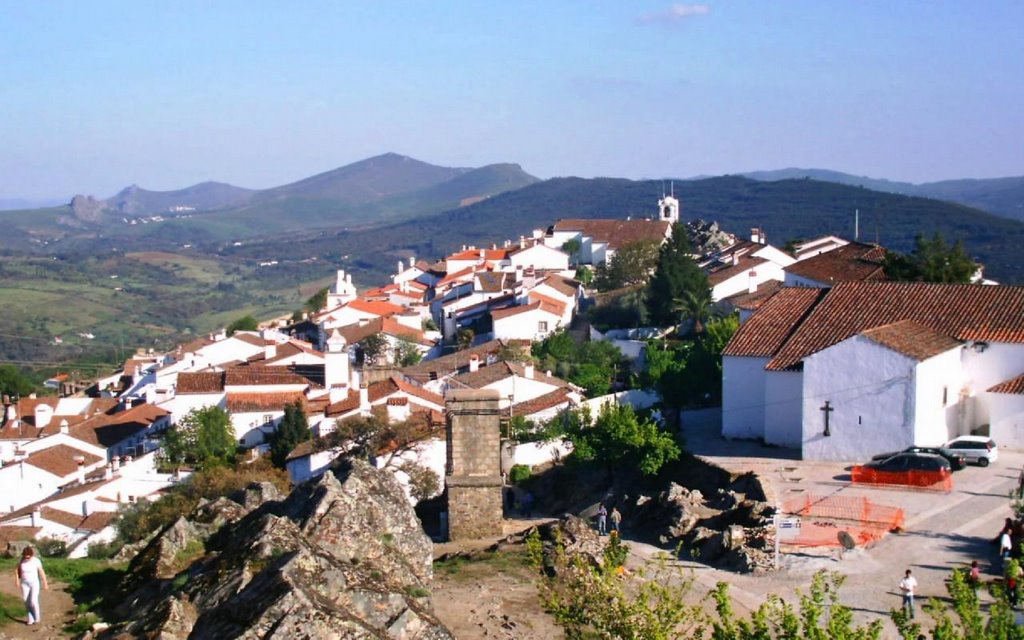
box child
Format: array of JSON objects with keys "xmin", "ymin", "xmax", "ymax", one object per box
[{"xmin": 14, "ymin": 547, "xmax": 48, "ymax": 626}]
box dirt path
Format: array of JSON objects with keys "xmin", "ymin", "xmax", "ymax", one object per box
[{"xmin": 0, "ymin": 578, "xmax": 75, "ymax": 639}]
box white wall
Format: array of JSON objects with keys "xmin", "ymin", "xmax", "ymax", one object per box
[
  {"xmin": 0, "ymin": 464, "xmax": 60, "ymax": 513},
  {"xmin": 512, "ymin": 440, "xmax": 573, "ymax": 467},
  {"xmin": 962, "ymin": 342, "xmax": 1024, "ymax": 428},
  {"xmin": 722, "ymin": 356, "xmax": 769, "ymax": 440},
  {"xmin": 989, "ymin": 393, "xmax": 1024, "ymax": 450},
  {"xmin": 764, "ymin": 370, "xmax": 804, "ymax": 447},
  {"xmin": 802, "ymin": 337, "xmax": 914, "ymax": 461},
  {"xmin": 230, "ymin": 411, "xmax": 283, "ymax": 447},
  {"xmin": 493, "ymin": 308, "xmax": 562, "ymax": 341},
  {"xmin": 171, "ymin": 392, "xmax": 226, "ymax": 425},
  {"xmin": 712, "ymin": 262, "xmax": 786, "ymax": 301},
  {"xmin": 913, "ymin": 348, "xmax": 965, "ymax": 444}
]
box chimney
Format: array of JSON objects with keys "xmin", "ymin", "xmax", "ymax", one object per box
[
  {"xmin": 112, "ymin": 456, "xmax": 121, "ymax": 471},
  {"xmin": 731, "ymin": 253, "xmax": 739, "ymax": 266},
  {"xmin": 5, "ymin": 403, "xmax": 15, "ymax": 422},
  {"xmin": 397, "ymin": 259, "xmax": 405, "ymax": 275},
  {"xmin": 59, "ymin": 419, "xmax": 69, "ymax": 435},
  {"xmin": 748, "ymin": 270, "xmax": 758, "ymax": 294},
  {"xmin": 461, "ymin": 244, "xmax": 467, "ymax": 251},
  {"xmin": 33, "ymin": 404, "xmax": 52, "ymax": 430},
  {"xmin": 524, "ymin": 363, "xmax": 535, "ymax": 379},
  {"xmin": 750, "ymin": 227, "xmax": 761, "ymax": 244},
  {"xmin": 359, "ymin": 381, "xmax": 370, "ymax": 412},
  {"xmin": 504, "ymin": 239, "xmax": 510, "ymax": 248},
  {"xmin": 532, "ymin": 228, "xmax": 543, "ymax": 239},
  {"xmin": 469, "ymin": 354, "xmax": 480, "ymax": 373},
  {"xmin": 329, "ymin": 383, "xmax": 348, "ymax": 404},
  {"xmin": 409, "ymin": 254, "xmax": 415, "ymax": 267},
  {"xmin": 30, "ymin": 508, "xmax": 40, "ymax": 528},
  {"xmin": 104, "ymin": 464, "xmax": 113, "ymax": 481},
  {"xmin": 479, "ymin": 248, "xmax": 485, "ymax": 259},
  {"xmin": 75, "ymin": 456, "xmax": 86, "ymax": 484},
  {"xmin": 82, "ymin": 500, "xmax": 92, "ymax": 517},
  {"xmin": 264, "ymin": 342, "xmax": 277, "ymax": 361},
  {"xmin": 519, "ymin": 236, "xmax": 526, "ymax": 249}
]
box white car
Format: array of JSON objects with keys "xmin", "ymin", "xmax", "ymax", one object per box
[{"xmin": 944, "ymin": 435, "xmax": 998, "ymax": 467}]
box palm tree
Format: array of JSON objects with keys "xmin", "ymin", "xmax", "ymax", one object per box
[{"xmin": 672, "ymin": 288, "xmax": 716, "ymax": 337}]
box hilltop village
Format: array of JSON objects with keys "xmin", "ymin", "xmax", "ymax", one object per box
[{"xmin": 3, "ymin": 193, "xmax": 1024, "ymax": 636}]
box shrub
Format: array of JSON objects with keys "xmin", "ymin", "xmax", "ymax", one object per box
[
  {"xmin": 509, "ymin": 464, "xmax": 532, "ymax": 485},
  {"xmin": 35, "ymin": 536, "xmax": 67, "ymax": 557}
]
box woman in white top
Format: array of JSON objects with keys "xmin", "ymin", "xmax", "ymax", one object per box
[{"xmin": 14, "ymin": 546, "xmax": 48, "ymax": 626}]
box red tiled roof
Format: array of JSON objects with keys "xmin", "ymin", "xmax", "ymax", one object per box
[
  {"xmin": 176, "ymin": 372, "xmax": 225, "ymax": 394},
  {"xmin": 24, "ymin": 445, "xmax": 103, "ymax": 478},
  {"xmin": 528, "ymin": 291, "xmax": 568, "ymax": 317},
  {"xmin": 38, "ymin": 507, "xmax": 115, "ymax": 532},
  {"xmin": 989, "ymin": 374, "xmax": 1024, "ymax": 395},
  {"xmin": 346, "ymin": 299, "xmax": 405, "ymax": 318},
  {"xmin": 233, "ymin": 333, "xmax": 269, "ymax": 347},
  {"xmin": 762, "ymin": 282, "xmax": 1024, "ymax": 371},
  {"xmin": 723, "ymin": 288, "xmax": 825, "ymax": 358},
  {"xmin": 511, "ymin": 388, "xmax": 575, "ymax": 417},
  {"xmin": 436, "ymin": 265, "xmax": 480, "ymax": 287},
  {"xmin": 860, "ymin": 320, "xmax": 961, "ymax": 361},
  {"xmin": 722, "ymin": 280, "xmax": 784, "ymax": 311},
  {"xmin": 476, "ymin": 271, "xmax": 516, "ymax": 293},
  {"xmin": 447, "ymin": 248, "xmax": 509, "ymax": 262},
  {"xmin": 226, "ymin": 392, "xmax": 305, "ymax": 413},
  {"xmin": 400, "ymin": 339, "xmax": 530, "ymax": 379},
  {"xmin": 784, "ymin": 242, "xmax": 887, "ymax": 285},
  {"xmin": 337, "ymin": 317, "xmax": 432, "ymax": 346},
  {"xmin": 224, "ymin": 367, "xmax": 312, "ymax": 387},
  {"xmin": 552, "ymin": 219, "xmax": 670, "ymax": 250},
  {"xmin": 708, "ymin": 256, "xmax": 770, "ymax": 286},
  {"xmin": 325, "ymin": 389, "xmax": 361, "ymax": 416},
  {"xmin": 537, "ymin": 275, "xmax": 581, "ymax": 299},
  {"xmin": 70, "ymin": 403, "xmax": 169, "ymax": 449},
  {"xmin": 0, "ymin": 526, "xmax": 41, "ymax": 546}
]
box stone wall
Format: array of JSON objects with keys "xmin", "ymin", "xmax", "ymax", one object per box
[{"xmin": 446, "ymin": 389, "xmax": 503, "ymax": 540}]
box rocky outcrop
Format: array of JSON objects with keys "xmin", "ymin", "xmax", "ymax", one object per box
[
  {"xmin": 687, "ymin": 219, "xmax": 736, "ymax": 255},
  {"xmin": 98, "ymin": 459, "xmax": 452, "ymax": 639},
  {"xmin": 69, "ymin": 194, "xmax": 108, "ymax": 223}
]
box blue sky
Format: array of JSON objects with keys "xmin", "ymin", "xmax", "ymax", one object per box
[{"xmin": 2, "ymin": 1, "xmax": 1021, "ymax": 199}]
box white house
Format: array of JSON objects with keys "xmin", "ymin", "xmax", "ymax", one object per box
[
  {"xmin": 492, "ymin": 299, "xmax": 565, "ymax": 341},
  {"xmin": 721, "ymin": 282, "xmax": 1024, "ymax": 460},
  {"xmin": 782, "ymin": 241, "xmax": 887, "ymax": 288}
]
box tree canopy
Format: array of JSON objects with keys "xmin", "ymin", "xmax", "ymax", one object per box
[
  {"xmin": 270, "ymin": 400, "xmax": 311, "ymax": 467},
  {"xmin": 162, "ymin": 406, "xmax": 237, "ymax": 469},
  {"xmin": 646, "ymin": 224, "xmax": 710, "ymax": 326},
  {"xmin": 226, "ymin": 315, "xmax": 258, "ymax": 335},
  {"xmin": 594, "ymin": 239, "xmax": 662, "ymax": 290},
  {"xmin": 563, "ymin": 403, "xmax": 680, "ymax": 478},
  {"xmin": 643, "ymin": 314, "xmax": 739, "ymax": 410},
  {"xmin": 532, "ymin": 331, "xmax": 627, "ymax": 397},
  {"xmin": 305, "ymin": 286, "xmax": 330, "ymax": 313},
  {"xmin": 883, "ymin": 232, "xmax": 977, "ymax": 283},
  {"xmin": 0, "ymin": 364, "xmax": 36, "ymax": 398}
]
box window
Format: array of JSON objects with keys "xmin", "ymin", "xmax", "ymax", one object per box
[
  {"xmin": 263, "ymin": 414, "xmax": 274, "ymax": 425},
  {"xmin": 538, "ymin": 321, "xmax": 549, "ymax": 333}
]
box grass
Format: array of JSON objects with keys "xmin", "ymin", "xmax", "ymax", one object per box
[
  {"xmin": 0, "ymin": 557, "xmax": 126, "ymax": 630},
  {"xmin": 0, "ymin": 592, "xmax": 24, "ymax": 627},
  {"xmin": 434, "ymin": 549, "xmax": 531, "ymax": 580}
]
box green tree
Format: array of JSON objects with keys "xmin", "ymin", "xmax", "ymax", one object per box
[
  {"xmin": 394, "ymin": 337, "xmax": 423, "ymax": 366},
  {"xmin": 270, "ymin": 400, "xmax": 311, "ymax": 467},
  {"xmin": 328, "ymin": 407, "xmax": 433, "ymax": 469},
  {"xmin": 564, "ymin": 403, "xmax": 680, "ymax": 479},
  {"xmin": 533, "ymin": 331, "xmax": 627, "ymax": 397},
  {"xmin": 575, "ymin": 264, "xmax": 593, "ymax": 286},
  {"xmin": 162, "ymin": 406, "xmax": 236, "ymax": 469},
  {"xmin": 358, "ymin": 333, "xmax": 390, "ymax": 365},
  {"xmin": 225, "ymin": 314, "xmax": 258, "ymax": 335},
  {"xmin": 642, "ymin": 314, "xmax": 739, "ymax": 410},
  {"xmin": 594, "ymin": 239, "xmax": 661, "ymax": 290},
  {"xmin": 883, "ymin": 233, "xmax": 977, "ymax": 283},
  {"xmin": 456, "ymin": 328, "xmax": 475, "ymax": 350},
  {"xmin": 305, "ymin": 286, "xmax": 330, "ymax": 313},
  {"xmin": 0, "ymin": 364, "xmax": 36, "ymax": 398},
  {"xmin": 646, "ymin": 224, "xmax": 710, "ymax": 326},
  {"xmin": 672, "ymin": 287, "xmax": 716, "ymax": 337},
  {"xmin": 561, "ymin": 238, "xmax": 582, "ymax": 265}
]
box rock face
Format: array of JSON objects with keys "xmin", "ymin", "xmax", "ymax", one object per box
[
  {"xmin": 101, "ymin": 459, "xmax": 453, "ymax": 639},
  {"xmin": 69, "ymin": 194, "xmax": 108, "ymax": 222}
]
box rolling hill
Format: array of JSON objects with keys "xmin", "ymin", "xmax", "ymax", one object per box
[
  {"xmin": 251, "ymin": 175, "xmax": 1024, "ymax": 285},
  {"xmin": 742, "ymin": 168, "xmax": 1024, "ymax": 222}
]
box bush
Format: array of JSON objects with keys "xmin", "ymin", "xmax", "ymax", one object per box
[
  {"xmin": 35, "ymin": 536, "xmax": 67, "ymax": 557},
  {"xmin": 86, "ymin": 540, "xmax": 123, "ymax": 560},
  {"xmin": 509, "ymin": 464, "xmax": 532, "ymax": 485}
]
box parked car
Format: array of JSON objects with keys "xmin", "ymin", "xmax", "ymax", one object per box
[
  {"xmin": 852, "ymin": 452, "xmax": 952, "ymax": 488},
  {"xmin": 871, "ymin": 446, "xmax": 966, "ymax": 471},
  {"xmin": 944, "ymin": 436, "xmax": 998, "ymax": 467}
]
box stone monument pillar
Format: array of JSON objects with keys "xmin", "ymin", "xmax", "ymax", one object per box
[{"xmin": 445, "ymin": 388, "xmax": 503, "ymax": 540}]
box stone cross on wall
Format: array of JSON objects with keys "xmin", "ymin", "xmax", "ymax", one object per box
[{"xmin": 445, "ymin": 388, "xmax": 504, "ymax": 541}]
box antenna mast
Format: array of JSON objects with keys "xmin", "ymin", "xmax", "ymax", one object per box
[{"xmin": 854, "ymin": 209, "xmax": 859, "ymax": 241}]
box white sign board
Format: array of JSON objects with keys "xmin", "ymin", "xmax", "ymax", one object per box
[{"xmin": 776, "ymin": 516, "xmax": 801, "ymax": 540}]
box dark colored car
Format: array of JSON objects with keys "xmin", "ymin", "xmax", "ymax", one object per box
[
  {"xmin": 852, "ymin": 452, "xmax": 952, "ymax": 488},
  {"xmin": 871, "ymin": 446, "xmax": 966, "ymax": 471}
]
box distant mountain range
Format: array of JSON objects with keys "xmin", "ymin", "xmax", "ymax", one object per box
[{"xmin": 740, "ymin": 168, "xmax": 1024, "ymax": 222}]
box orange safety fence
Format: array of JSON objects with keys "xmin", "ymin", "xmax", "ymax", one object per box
[
  {"xmin": 850, "ymin": 466, "xmax": 953, "ymax": 493},
  {"xmin": 777, "ymin": 494, "xmax": 905, "ymax": 548}
]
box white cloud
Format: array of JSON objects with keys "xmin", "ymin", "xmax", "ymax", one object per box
[{"xmin": 639, "ymin": 3, "xmax": 711, "ymax": 25}]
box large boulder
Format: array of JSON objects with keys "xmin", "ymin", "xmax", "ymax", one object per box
[{"xmin": 102, "ymin": 459, "xmax": 452, "ymax": 639}]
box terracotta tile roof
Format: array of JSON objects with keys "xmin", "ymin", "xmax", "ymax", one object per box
[
  {"xmin": 451, "ymin": 361, "xmax": 571, "ymax": 390},
  {"xmin": 722, "ymin": 280, "xmax": 784, "ymax": 311},
  {"xmin": 436, "ymin": 265, "xmax": 480, "ymax": 287},
  {"xmin": 784, "ymin": 242, "xmax": 887, "ymax": 285},
  {"xmin": 178, "ymin": 335, "xmax": 216, "ymax": 354},
  {"xmin": 392, "ymin": 377, "xmax": 445, "ymax": 407},
  {"xmin": 325, "ymin": 389, "xmax": 361, "ymax": 416},
  {"xmin": 447, "ymin": 248, "xmax": 509, "ymax": 262},
  {"xmin": 764, "ymin": 282, "xmax": 1024, "ymax": 371},
  {"xmin": 346, "ymin": 298, "xmax": 405, "ymax": 318},
  {"xmin": 528, "ymin": 291, "xmax": 568, "ymax": 317},
  {"xmin": 511, "ymin": 387, "xmax": 574, "ymax": 417},
  {"xmin": 261, "ymin": 340, "xmax": 324, "ymax": 365},
  {"xmin": 0, "ymin": 477, "xmax": 117, "ymax": 527},
  {"xmin": 537, "ymin": 275, "xmax": 581, "ymax": 299},
  {"xmin": 989, "ymin": 373, "xmax": 1024, "ymax": 395},
  {"xmin": 176, "ymin": 372, "xmax": 225, "ymax": 394},
  {"xmin": 233, "ymin": 333, "xmax": 269, "ymax": 347},
  {"xmin": 285, "ymin": 440, "xmax": 316, "ymax": 462},
  {"xmin": 37, "ymin": 507, "xmax": 115, "ymax": 532},
  {"xmin": 400, "ymin": 339, "xmax": 530, "ymax": 380},
  {"xmin": 226, "ymin": 392, "xmax": 306, "ymax": 413},
  {"xmin": 225, "ymin": 367, "xmax": 313, "ymax": 387},
  {"xmin": 492, "ymin": 303, "xmax": 542, "ymax": 321},
  {"xmin": 0, "ymin": 526, "xmax": 41, "ymax": 546},
  {"xmin": 386, "ymin": 397, "xmax": 409, "ymax": 406},
  {"xmin": 860, "ymin": 320, "xmax": 961, "ymax": 361},
  {"xmin": 476, "ymin": 271, "xmax": 516, "ymax": 293},
  {"xmin": 723, "ymin": 288, "xmax": 826, "ymax": 358},
  {"xmin": 70, "ymin": 404, "xmax": 169, "ymax": 449},
  {"xmin": 24, "ymin": 445, "xmax": 103, "ymax": 478},
  {"xmin": 552, "ymin": 219, "xmax": 670, "ymax": 250},
  {"xmin": 707, "ymin": 256, "xmax": 770, "ymax": 286},
  {"xmin": 337, "ymin": 317, "xmax": 432, "ymax": 346}
]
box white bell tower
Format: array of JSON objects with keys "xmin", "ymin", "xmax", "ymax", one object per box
[
  {"xmin": 658, "ymin": 191, "xmax": 680, "ymax": 224},
  {"xmin": 325, "ymin": 329, "xmax": 351, "ymax": 401}
]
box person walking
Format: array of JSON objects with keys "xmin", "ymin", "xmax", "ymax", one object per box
[
  {"xmin": 596, "ymin": 504, "xmax": 608, "ymax": 535},
  {"xmin": 1000, "ymin": 529, "xmax": 1013, "ymax": 570},
  {"xmin": 610, "ymin": 507, "xmax": 622, "ymax": 534},
  {"xmin": 899, "ymin": 569, "xmax": 918, "ymax": 619},
  {"xmin": 14, "ymin": 547, "xmax": 48, "ymax": 626}
]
